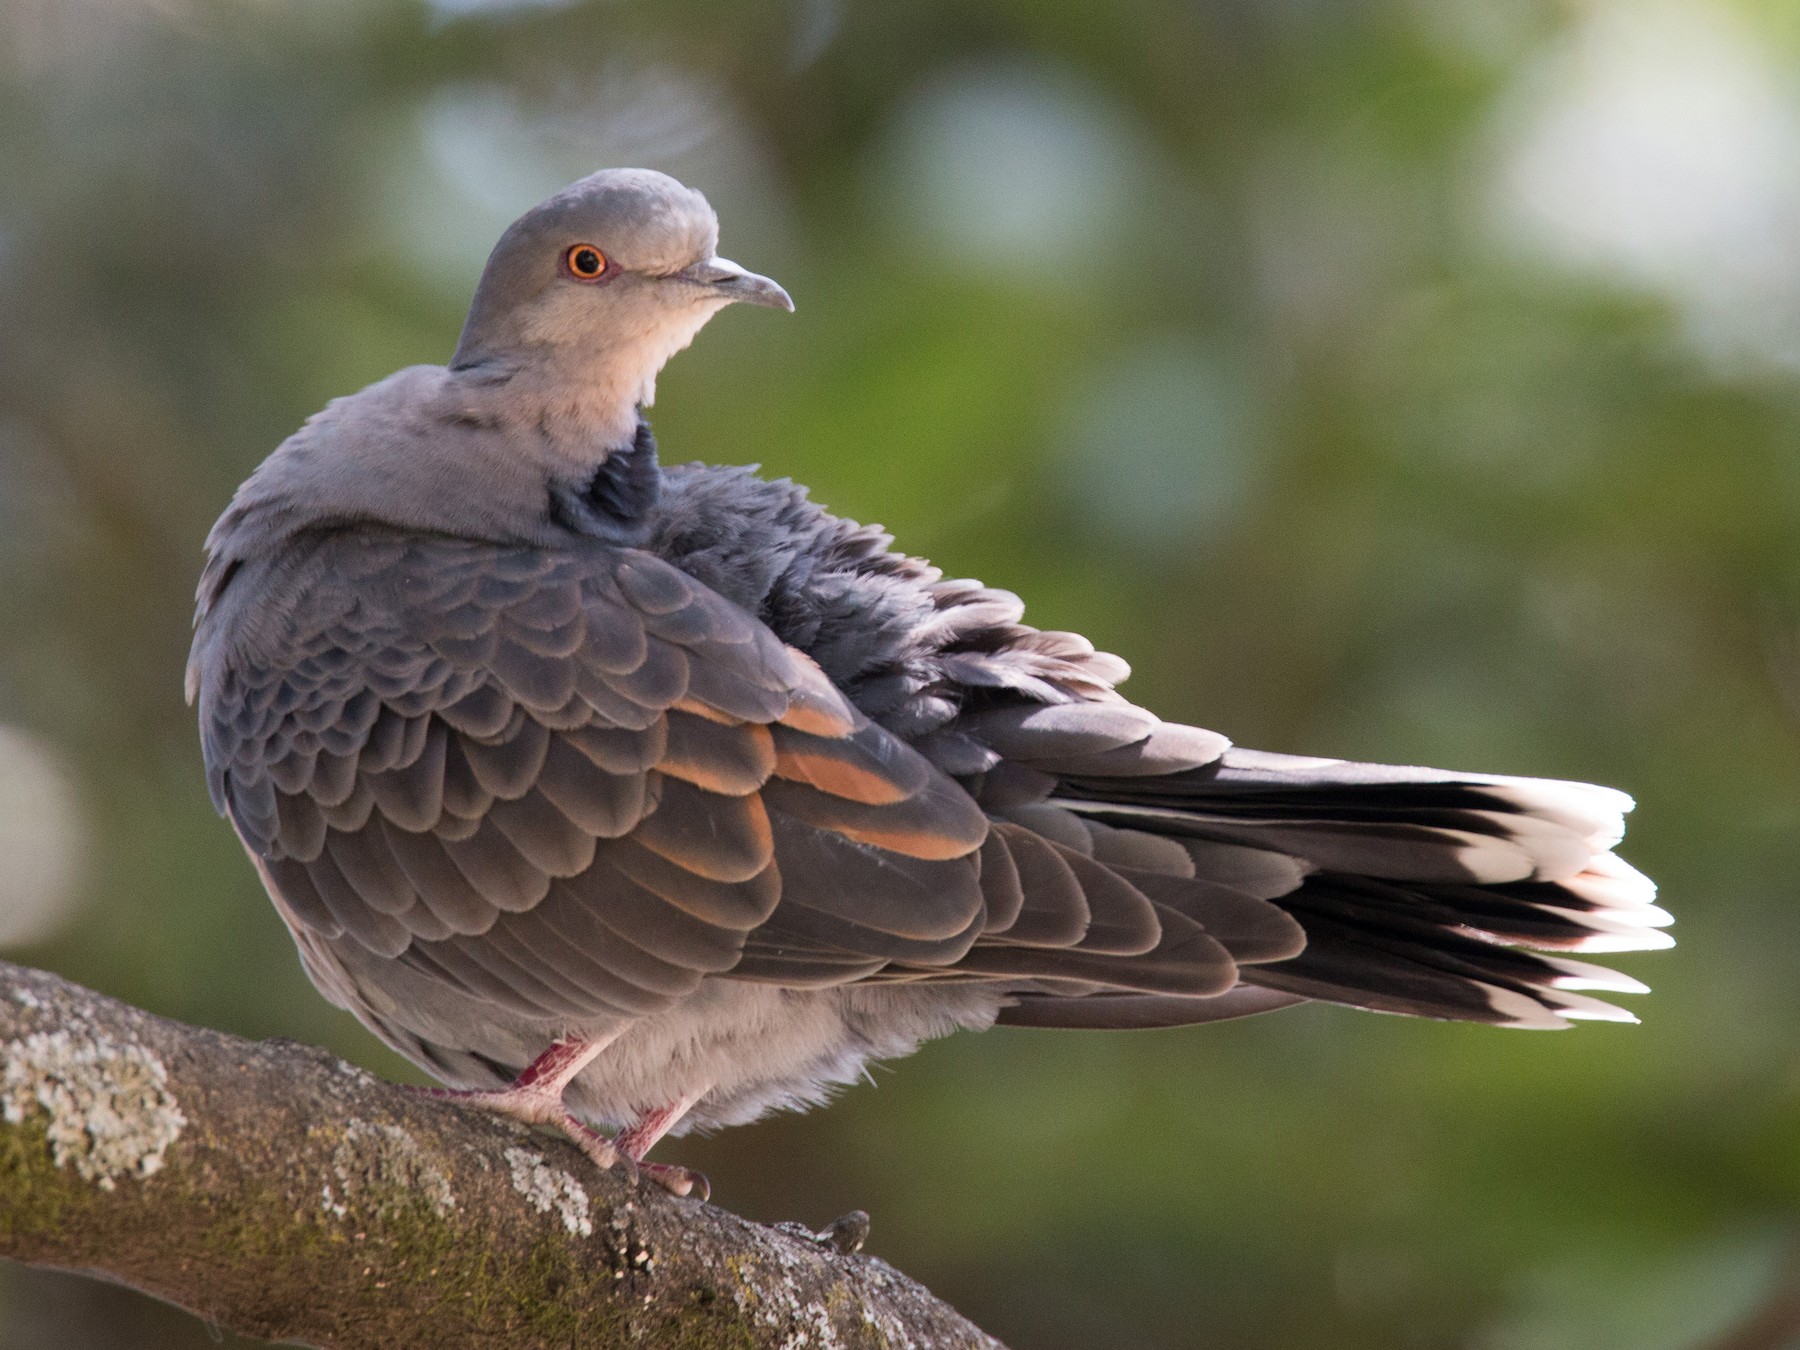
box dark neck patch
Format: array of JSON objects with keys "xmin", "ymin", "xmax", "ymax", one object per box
[{"xmin": 549, "ymin": 418, "xmax": 662, "ymax": 544}]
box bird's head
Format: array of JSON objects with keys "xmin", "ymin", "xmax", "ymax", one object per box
[{"xmin": 449, "ymin": 168, "xmax": 790, "ymax": 427}]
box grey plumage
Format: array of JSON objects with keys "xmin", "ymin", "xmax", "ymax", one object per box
[{"xmin": 190, "ymin": 169, "xmax": 1667, "ymax": 1175}]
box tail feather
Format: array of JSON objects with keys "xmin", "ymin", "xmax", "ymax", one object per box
[{"xmin": 1049, "ymin": 745, "xmax": 1663, "ymax": 1029}]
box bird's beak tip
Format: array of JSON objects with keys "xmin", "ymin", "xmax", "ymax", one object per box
[
  {"xmin": 680, "ymin": 257, "xmax": 793, "ymax": 312},
  {"xmin": 724, "ymin": 265, "xmax": 793, "ymax": 313}
]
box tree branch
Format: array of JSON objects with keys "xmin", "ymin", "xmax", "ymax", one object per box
[{"xmin": 0, "ymin": 959, "xmax": 1004, "ymax": 1349}]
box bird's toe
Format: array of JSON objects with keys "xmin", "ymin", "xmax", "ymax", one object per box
[{"xmin": 639, "ymin": 1161, "xmax": 710, "ymax": 1200}]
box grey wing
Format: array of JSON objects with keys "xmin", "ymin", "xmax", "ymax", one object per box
[{"xmin": 198, "ymin": 532, "xmax": 1000, "ymax": 1024}]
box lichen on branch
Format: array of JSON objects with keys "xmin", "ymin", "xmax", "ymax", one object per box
[{"xmin": 0, "ymin": 959, "xmax": 1004, "ymax": 1350}]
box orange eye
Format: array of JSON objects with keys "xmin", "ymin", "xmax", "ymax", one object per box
[{"xmin": 565, "ymin": 244, "xmax": 608, "ymax": 280}]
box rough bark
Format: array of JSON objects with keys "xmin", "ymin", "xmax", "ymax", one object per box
[{"xmin": 0, "ymin": 960, "xmax": 1004, "ymax": 1349}]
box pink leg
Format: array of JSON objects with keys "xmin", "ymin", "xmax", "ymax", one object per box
[
  {"xmin": 615, "ymin": 1088, "xmax": 710, "ymax": 1200},
  {"xmin": 417, "ymin": 1035, "xmax": 630, "ymax": 1176}
]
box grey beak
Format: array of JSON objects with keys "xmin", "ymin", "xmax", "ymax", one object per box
[{"xmin": 674, "ymin": 256, "xmax": 794, "ymax": 312}]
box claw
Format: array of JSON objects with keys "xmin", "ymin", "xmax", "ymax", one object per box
[{"xmin": 639, "ymin": 1161, "xmax": 710, "ymax": 1200}]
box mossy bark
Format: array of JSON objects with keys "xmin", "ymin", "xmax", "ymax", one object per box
[{"xmin": 0, "ymin": 960, "xmax": 1003, "ymax": 1349}]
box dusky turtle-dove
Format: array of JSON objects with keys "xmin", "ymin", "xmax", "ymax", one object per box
[{"xmin": 190, "ymin": 169, "xmax": 1668, "ymax": 1198}]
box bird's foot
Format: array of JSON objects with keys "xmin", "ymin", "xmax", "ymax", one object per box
[
  {"xmin": 410, "ymin": 1036, "xmax": 647, "ymax": 1181},
  {"xmin": 412, "ymin": 1082, "xmax": 634, "ymax": 1174},
  {"xmin": 637, "ymin": 1161, "xmax": 710, "ymax": 1201},
  {"xmin": 417, "ymin": 1084, "xmax": 651, "ymax": 1188},
  {"xmin": 613, "ymin": 1092, "xmax": 711, "ymax": 1199},
  {"xmin": 415, "ymin": 1046, "xmax": 708, "ymax": 1199},
  {"xmin": 554, "ymin": 1119, "xmax": 706, "ymax": 1198},
  {"xmin": 415, "ymin": 1081, "xmax": 568, "ymax": 1127}
]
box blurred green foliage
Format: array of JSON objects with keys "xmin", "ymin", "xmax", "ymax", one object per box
[{"xmin": 3, "ymin": 0, "xmax": 1800, "ymax": 1345}]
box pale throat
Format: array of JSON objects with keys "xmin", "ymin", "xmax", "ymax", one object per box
[{"xmin": 513, "ymin": 302, "xmax": 727, "ymax": 462}]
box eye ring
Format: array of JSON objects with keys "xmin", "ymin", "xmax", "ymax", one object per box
[{"xmin": 565, "ymin": 243, "xmax": 608, "ymax": 281}]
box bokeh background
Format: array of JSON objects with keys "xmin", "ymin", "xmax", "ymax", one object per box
[{"xmin": 2, "ymin": 0, "xmax": 1798, "ymax": 1345}]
